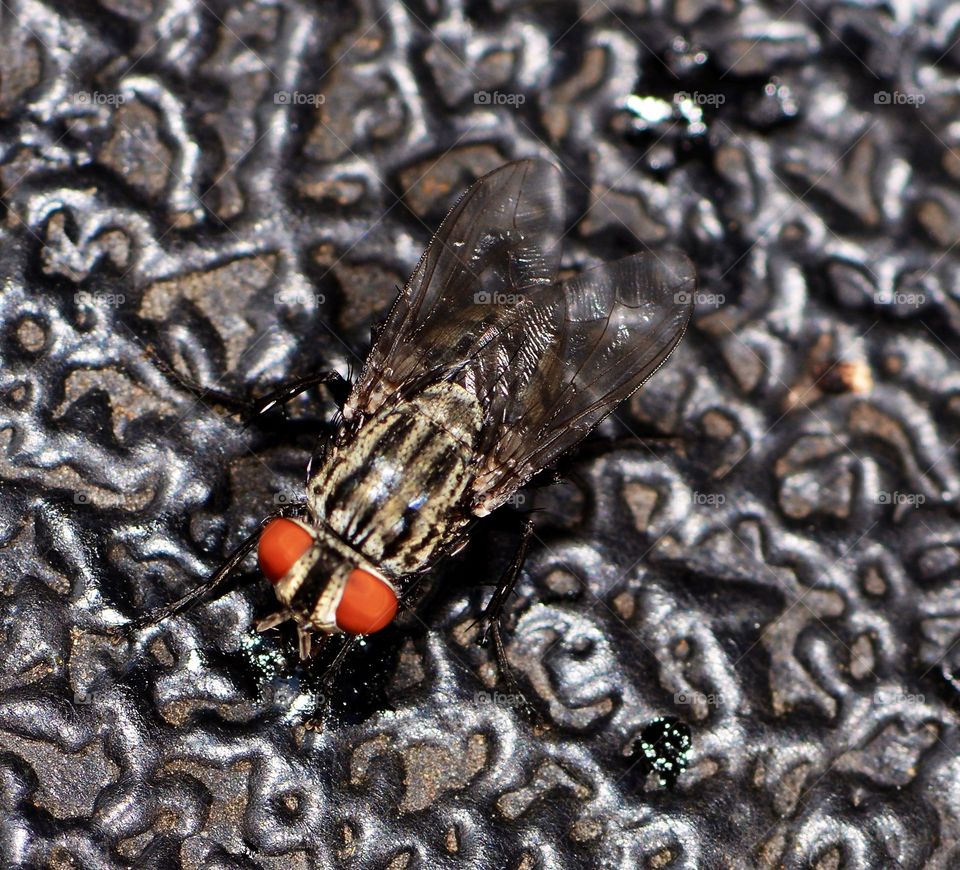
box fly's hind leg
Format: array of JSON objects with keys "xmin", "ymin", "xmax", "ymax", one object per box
[
  {"xmin": 146, "ymin": 345, "xmax": 348, "ymax": 424},
  {"xmin": 472, "ymin": 518, "xmax": 544, "ymax": 723}
]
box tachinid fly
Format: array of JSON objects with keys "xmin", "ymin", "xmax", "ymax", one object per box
[{"xmin": 134, "ymin": 158, "xmax": 696, "ymax": 684}]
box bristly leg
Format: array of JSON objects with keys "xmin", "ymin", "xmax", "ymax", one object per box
[
  {"xmin": 242, "ymin": 371, "xmax": 350, "ymax": 421},
  {"xmin": 472, "ymin": 518, "xmax": 543, "ymax": 723},
  {"xmin": 302, "ymin": 634, "xmax": 363, "ymax": 730},
  {"xmin": 146, "ymin": 345, "xmax": 348, "ymax": 423},
  {"xmin": 116, "ymin": 524, "xmax": 266, "ymax": 637}
]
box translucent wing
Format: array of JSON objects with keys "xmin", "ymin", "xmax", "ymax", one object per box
[
  {"xmin": 469, "ymin": 249, "xmax": 695, "ymax": 515},
  {"xmin": 342, "ymin": 157, "xmax": 695, "ymax": 519},
  {"xmin": 343, "ymin": 159, "xmax": 566, "ymax": 424}
]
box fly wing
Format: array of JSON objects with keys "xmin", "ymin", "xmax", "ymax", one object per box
[
  {"xmin": 343, "ymin": 159, "xmax": 566, "ymax": 424},
  {"xmin": 470, "ymin": 250, "xmax": 695, "ymax": 515},
  {"xmin": 342, "ymin": 157, "xmax": 694, "ymax": 519}
]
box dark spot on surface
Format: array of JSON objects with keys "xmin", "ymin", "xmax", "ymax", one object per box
[{"xmin": 626, "ymin": 716, "xmax": 692, "ymax": 788}]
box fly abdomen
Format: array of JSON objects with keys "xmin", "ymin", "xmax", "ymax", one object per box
[{"xmin": 307, "ymin": 382, "xmax": 483, "ymax": 575}]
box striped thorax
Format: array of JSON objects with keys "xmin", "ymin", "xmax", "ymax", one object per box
[{"xmin": 256, "ymin": 382, "xmax": 483, "ymax": 636}]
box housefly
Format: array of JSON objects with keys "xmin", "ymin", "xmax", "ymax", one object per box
[{"xmin": 130, "ymin": 158, "xmax": 696, "ymax": 698}]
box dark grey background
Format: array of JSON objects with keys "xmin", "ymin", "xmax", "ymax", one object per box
[{"xmin": 1, "ymin": 0, "xmax": 959, "ymax": 867}]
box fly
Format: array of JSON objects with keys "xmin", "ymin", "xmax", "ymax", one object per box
[{"xmin": 127, "ymin": 158, "xmax": 696, "ymax": 709}]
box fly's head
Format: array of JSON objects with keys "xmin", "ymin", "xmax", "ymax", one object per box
[{"xmin": 257, "ymin": 517, "xmax": 398, "ymax": 635}]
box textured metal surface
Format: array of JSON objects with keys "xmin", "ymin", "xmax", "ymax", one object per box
[{"xmin": 1, "ymin": 1, "xmax": 959, "ymax": 867}]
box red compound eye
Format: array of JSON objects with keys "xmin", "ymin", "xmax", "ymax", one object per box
[
  {"xmin": 335, "ymin": 567, "xmax": 398, "ymax": 634},
  {"xmin": 258, "ymin": 518, "xmax": 314, "ymax": 584}
]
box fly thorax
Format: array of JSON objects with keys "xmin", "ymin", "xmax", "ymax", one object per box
[
  {"xmin": 408, "ymin": 382, "xmax": 483, "ymax": 447},
  {"xmin": 305, "ymin": 381, "xmax": 484, "ymax": 575}
]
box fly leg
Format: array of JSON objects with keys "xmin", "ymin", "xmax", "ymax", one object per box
[
  {"xmin": 147, "ymin": 345, "xmax": 348, "ymax": 423},
  {"xmin": 241, "ymin": 371, "xmax": 350, "ymax": 421},
  {"xmin": 301, "ymin": 635, "xmax": 363, "ymax": 731},
  {"xmin": 117, "ymin": 505, "xmax": 305, "ymax": 636},
  {"xmin": 473, "ymin": 518, "xmax": 543, "ymax": 723},
  {"xmin": 116, "ymin": 526, "xmax": 264, "ymax": 636}
]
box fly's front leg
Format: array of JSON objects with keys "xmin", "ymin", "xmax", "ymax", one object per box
[
  {"xmin": 147, "ymin": 345, "xmax": 348, "ymax": 423},
  {"xmin": 117, "ymin": 504, "xmax": 306, "ymax": 636},
  {"xmin": 301, "ymin": 635, "xmax": 363, "ymax": 731},
  {"xmin": 116, "ymin": 525, "xmax": 263, "ymax": 637}
]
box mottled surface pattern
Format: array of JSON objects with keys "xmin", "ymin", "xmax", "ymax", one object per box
[{"xmin": 1, "ymin": 1, "xmax": 960, "ymax": 867}]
